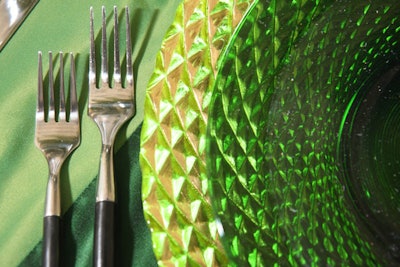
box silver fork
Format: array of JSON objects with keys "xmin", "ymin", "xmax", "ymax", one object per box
[
  {"xmin": 35, "ymin": 51, "xmax": 80, "ymax": 267},
  {"xmin": 88, "ymin": 6, "xmax": 134, "ymax": 266}
]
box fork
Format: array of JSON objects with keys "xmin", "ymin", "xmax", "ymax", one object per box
[
  {"xmin": 88, "ymin": 6, "xmax": 135, "ymax": 266},
  {"xmin": 35, "ymin": 51, "xmax": 80, "ymax": 267}
]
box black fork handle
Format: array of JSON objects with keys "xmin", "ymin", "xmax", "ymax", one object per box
[
  {"xmin": 42, "ymin": 216, "xmax": 60, "ymax": 267},
  {"xmin": 93, "ymin": 201, "xmax": 115, "ymax": 267}
]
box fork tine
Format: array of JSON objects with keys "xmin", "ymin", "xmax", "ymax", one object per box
[
  {"xmin": 125, "ymin": 6, "xmax": 133, "ymax": 87},
  {"xmin": 113, "ymin": 6, "xmax": 121, "ymax": 85},
  {"xmin": 69, "ymin": 53, "xmax": 79, "ymax": 122},
  {"xmin": 37, "ymin": 51, "xmax": 45, "ymax": 122},
  {"xmin": 59, "ymin": 52, "xmax": 66, "ymax": 121},
  {"xmin": 48, "ymin": 52, "xmax": 55, "ymax": 122},
  {"xmin": 101, "ymin": 6, "xmax": 108, "ymax": 85},
  {"xmin": 89, "ymin": 7, "xmax": 96, "ymax": 89}
]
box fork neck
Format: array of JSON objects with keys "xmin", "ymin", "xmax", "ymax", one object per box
[
  {"xmin": 96, "ymin": 143, "xmax": 116, "ymax": 202},
  {"xmin": 95, "ymin": 119, "xmax": 124, "ymax": 146},
  {"xmin": 44, "ymin": 158, "xmax": 65, "ymax": 217},
  {"xmin": 46, "ymin": 154, "xmax": 65, "ymax": 175}
]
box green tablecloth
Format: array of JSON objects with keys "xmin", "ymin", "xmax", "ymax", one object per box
[{"xmin": 0, "ymin": 0, "xmax": 180, "ymax": 265}]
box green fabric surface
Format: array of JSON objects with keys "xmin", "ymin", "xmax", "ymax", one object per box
[
  {"xmin": 0, "ymin": 0, "xmax": 181, "ymax": 266},
  {"xmin": 19, "ymin": 125, "xmax": 157, "ymax": 267}
]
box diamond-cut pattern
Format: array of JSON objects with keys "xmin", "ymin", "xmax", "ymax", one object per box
[
  {"xmin": 207, "ymin": 0, "xmax": 400, "ymax": 266},
  {"xmin": 140, "ymin": 0, "xmax": 253, "ymax": 266}
]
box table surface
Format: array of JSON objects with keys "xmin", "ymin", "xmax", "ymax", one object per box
[{"xmin": 0, "ymin": 0, "xmax": 181, "ymax": 265}]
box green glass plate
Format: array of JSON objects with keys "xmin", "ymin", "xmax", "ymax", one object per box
[
  {"xmin": 140, "ymin": 0, "xmax": 253, "ymax": 265},
  {"xmin": 207, "ymin": 0, "xmax": 400, "ymax": 266}
]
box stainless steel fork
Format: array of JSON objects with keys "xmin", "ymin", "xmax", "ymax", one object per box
[
  {"xmin": 88, "ymin": 6, "xmax": 135, "ymax": 267},
  {"xmin": 35, "ymin": 51, "xmax": 80, "ymax": 267}
]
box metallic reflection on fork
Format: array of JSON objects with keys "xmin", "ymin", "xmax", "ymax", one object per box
[
  {"xmin": 35, "ymin": 51, "xmax": 80, "ymax": 267},
  {"xmin": 88, "ymin": 6, "xmax": 135, "ymax": 267}
]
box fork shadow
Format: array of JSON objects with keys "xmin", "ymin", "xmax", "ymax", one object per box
[
  {"xmin": 131, "ymin": 8, "xmax": 160, "ymax": 84},
  {"xmin": 94, "ymin": 7, "xmax": 160, "ymax": 112},
  {"xmin": 59, "ymin": 158, "xmax": 78, "ymax": 267},
  {"xmin": 114, "ymin": 124, "xmax": 158, "ymax": 267},
  {"xmin": 113, "ymin": 8, "xmax": 160, "ymax": 266}
]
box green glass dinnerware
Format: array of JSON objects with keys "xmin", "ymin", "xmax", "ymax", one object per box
[{"xmin": 207, "ymin": 0, "xmax": 400, "ymax": 266}]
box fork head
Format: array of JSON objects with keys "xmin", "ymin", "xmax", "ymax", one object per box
[
  {"xmin": 88, "ymin": 6, "xmax": 135, "ymax": 144},
  {"xmin": 35, "ymin": 51, "xmax": 80, "ymax": 166}
]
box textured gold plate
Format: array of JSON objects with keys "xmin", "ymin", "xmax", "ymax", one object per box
[{"xmin": 140, "ymin": 0, "xmax": 253, "ymax": 265}]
